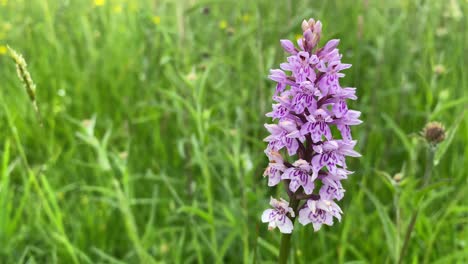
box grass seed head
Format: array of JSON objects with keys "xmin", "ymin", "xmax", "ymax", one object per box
[{"xmin": 8, "ymin": 46, "xmax": 41, "ymax": 124}]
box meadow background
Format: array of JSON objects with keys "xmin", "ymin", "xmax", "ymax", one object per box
[{"xmin": 0, "ymin": 0, "xmax": 467, "ymax": 263}]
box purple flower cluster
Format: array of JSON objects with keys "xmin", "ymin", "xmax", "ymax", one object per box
[{"xmin": 261, "ymin": 19, "xmax": 362, "ymax": 233}]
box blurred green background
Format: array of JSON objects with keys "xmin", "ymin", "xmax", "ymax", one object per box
[{"xmin": 0, "ymin": 0, "xmax": 466, "ymax": 263}]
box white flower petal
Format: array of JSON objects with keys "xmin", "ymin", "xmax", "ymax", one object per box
[
  {"xmin": 298, "ymin": 208, "xmax": 311, "ymax": 225},
  {"xmin": 278, "ymin": 217, "xmax": 294, "ymax": 234},
  {"xmin": 312, "ymin": 222, "xmax": 322, "ymax": 232},
  {"xmin": 261, "ymin": 209, "xmax": 274, "ymax": 223}
]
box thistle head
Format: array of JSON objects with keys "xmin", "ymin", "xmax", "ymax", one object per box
[{"xmin": 422, "ymin": 122, "xmax": 446, "ymax": 145}]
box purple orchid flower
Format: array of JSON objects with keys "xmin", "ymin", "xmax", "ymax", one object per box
[{"xmin": 261, "ymin": 18, "xmax": 361, "ymax": 235}]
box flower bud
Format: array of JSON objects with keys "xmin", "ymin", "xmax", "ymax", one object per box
[
  {"xmin": 301, "ymin": 19, "xmax": 322, "ymax": 52},
  {"xmin": 280, "ymin": 39, "xmax": 298, "ymax": 54},
  {"xmin": 393, "ymin": 173, "xmax": 403, "ymax": 183}
]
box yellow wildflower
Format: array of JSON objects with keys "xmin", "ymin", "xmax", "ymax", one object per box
[
  {"xmin": 242, "ymin": 14, "xmax": 250, "ymax": 23},
  {"xmin": 219, "ymin": 20, "xmax": 228, "ymax": 30},
  {"xmin": 94, "ymin": 0, "xmax": 105, "ymax": 7},
  {"xmin": 112, "ymin": 5, "xmax": 122, "ymax": 14},
  {"xmin": 152, "ymin": 16, "xmax": 161, "ymax": 25},
  {"xmin": 0, "ymin": 45, "xmax": 7, "ymax": 55}
]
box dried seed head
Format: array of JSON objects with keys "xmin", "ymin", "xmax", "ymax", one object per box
[
  {"xmin": 422, "ymin": 122, "xmax": 446, "ymax": 145},
  {"xmin": 226, "ymin": 27, "xmax": 235, "ymax": 36},
  {"xmin": 201, "ymin": 6, "xmax": 210, "ymax": 15}
]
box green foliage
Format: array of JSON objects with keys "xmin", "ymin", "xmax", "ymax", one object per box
[{"xmin": 0, "ymin": 0, "xmax": 466, "ymax": 263}]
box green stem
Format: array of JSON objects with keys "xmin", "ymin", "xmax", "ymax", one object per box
[
  {"xmin": 398, "ymin": 209, "xmax": 419, "ymax": 264},
  {"xmin": 394, "ymin": 187, "xmax": 401, "ymax": 260},
  {"xmin": 278, "ymin": 232, "xmax": 292, "ymax": 264},
  {"xmin": 278, "ymin": 198, "xmax": 299, "ymax": 264},
  {"xmin": 398, "ymin": 146, "xmax": 435, "ymax": 264},
  {"xmin": 423, "ymin": 147, "xmax": 435, "ymax": 187}
]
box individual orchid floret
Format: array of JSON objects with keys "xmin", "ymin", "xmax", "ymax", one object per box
[
  {"xmin": 332, "ymin": 99, "xmax": 348, "ymax": 118},
  {"xmin": 264, "ymin": 119, "xmax": 304, "ymax": 156},
  {"xmin": 298, "ymin": 197, "xmax": 342, "ymax": 232},
  {"xmin": 290, "ymin": 81, "xmax": 318, "ymax": 113},
  {"xmin": 319, "ymin": 180, "xmax": 345, "ymax": 201},
  {"xmin": 280, "ymin": 52, "xmax": 318, "ymax": 83},
  {"xmin": 322, "ymin": 167, "xmax": 353, "ymax": 182},
  {"xmin": 281, "ymin": 159, "xmax": 315, "ymax": 194},
  {"xmin": 334, "ymin": 110, "xmax": 362, "ymax": 140},
  {"xmin": 280, "ymin": 39, "xmax": 298, "ymax": 55},
  {"xmin": 264, "ymin": 150, "xmax": 286, "ymax": 187},
  {"xmin": 335, "ymin": 86, "xmax": 358, "ymax": 100},
  {"xmin": 263, "ymin": 163, "xmax": 285, "ymax": 187},
  {"xmin": 316, "ymin": 72, "xmax": 340, "ymax": 97},
  {"xmin": 311, "ymin": 140, "xmax": 360, "ymax": 179},
  {"xmin": 268, "ymin": 69, "xmax": 295, "ymax": 95},
  {"xmin": 301, "ymin": 109, "xmax": 333, "ymax": 142},
  {"xmin": 268, "ymin": 69, "xmax": 290, "ymax": 84},
  {"xmin": 266, "ymin": 103, "xmax": 290, "ymax": 120},
  {"xmin": 317, "ymin": 39, "xmax": 340, "ymax": 57},
  {"xmin": 261, "ymin": 197, "xmax": 295, "ymax": 234}
]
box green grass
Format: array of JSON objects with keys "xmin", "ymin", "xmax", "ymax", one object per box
[{"xmin": 0, "ymin": 0, "xmax": 466, "ymax": 263}]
